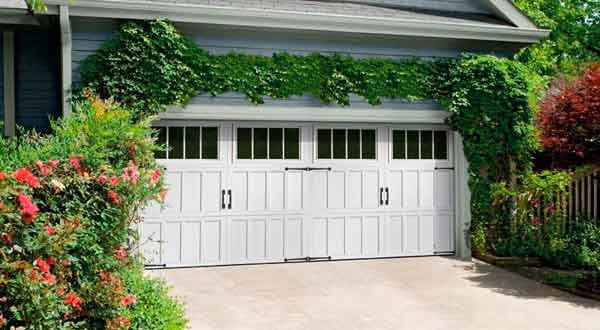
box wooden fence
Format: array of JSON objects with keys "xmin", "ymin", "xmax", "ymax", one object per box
[{"xmin": 568, "ymin": 167, "xmax": 600, "ymax": 223}]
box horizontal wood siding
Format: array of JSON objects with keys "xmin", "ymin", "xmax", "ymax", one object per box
[
  {"xmin": 15, "ymin": 30, "xmax": 61, "ymax": 133},
  {"xmin": 71, "ymin": 17, "xmax": 511, "ymax": 109}
]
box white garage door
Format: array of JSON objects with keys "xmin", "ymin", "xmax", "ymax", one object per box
[{"xmin": 141, "ymin": 122, "xmax": 454, "ymax": 267}]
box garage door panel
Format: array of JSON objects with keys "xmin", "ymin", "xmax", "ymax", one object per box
[
  {"xmin": 347, "ymin": 172, "xmax": 363, "ymax": 209},
  {"xmin": 403, "ymin": 215, "xmax": 419, "ymax": 253},
  {"xmin": 269, "ymin": 172, "xmax": 285, "ymax": 210},
  {"xmin": 201, "ymin": 219, "xmax": 222, "ymax": 263},
  {"xmin": 164, "ymin": 172, "xmax": 182, "ymax": 213},
  {"xmin": 435, "ymin": 170, "xmax": 453, "ymax": 210},
  {"xmin": 312, "ymin": 217, "xmax": 328, "ymax": 256},
  {"xmin": 248, "ymin": 172, "xmax": 267, "ymax": 211},
  {"xmin": 231, "ymin": 171, "xmax": 248, "ymax": 211},
  {"xmin": 164, "ymin": 222, "xmax": 182, "ymax": 264},
  {"xmin": 311, "ymin": 172, "xmax": 328, "ymax": 210},
  {"xmin": 267, "ymin": 218, "xmax": 284, "ymax": 259},
  {"xmin": 141, "ymin": 222, "xmax": 162, "ymax": 265},
  {"xmin": 389, "ymin": 215, "xmax": 404, "ymax": 254},
  {"xmin": 328, "ymin": 171, "xmax": 346, "ymax": 209},
  {"xmin": 404, "ymin": 171, "xmax": 419, "ymax": 209},
  {"xmin": 363, "ymin": 216, "xmax": 381, "ymax": 256},
  {"xmin": 181, "ymin": 222, "xmax": 201, "ymax": 265},
  {"xmin": 181, "ymin": 172, "xmax": 202, "ymax": 213},
  {"xmin": 202, "ymin": 171, "xmax": 223, "ymax": 213},
  {"xmin": 388, "ymin": 171, "xmax": 403, "ymax": 210},
  {"xmin": 328, "ymin": 217, "xmax": 345, "ymax": 257},
  {"xmin": 286, "ymin": 172, "xmax": 303, "ymax": 210},
  {"xmin": 285, "ymin": 217, "xmax": 304, "ymax": 259},
  {"xmin": 230, "ymin": 219, "xmax": 248, "ymax": 261},
  {"xmin": 347, "ymin": 217, "xmax": 362, "ymax": 256},
  {"xmin": 248, "ymin": 219, "xmax": 267, "ymax": 260},
  {"xmin": 420, "ymin": 171, "xmax": 435, "ymax": 209},
  {"xmin": 419, "ymin": 214, "xmax": 435, "ymax": 253},
  {"xmin": 363, "ymin": 171, "xmax": 380, "ymax": 209},
  {"xmin": 435, "ymin": 214, "xmax": 453, "ymax": 253}
]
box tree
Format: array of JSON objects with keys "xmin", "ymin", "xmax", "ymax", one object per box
[
  {"xmin": 536, "ymin": 65, "xmax": 600, "ymax": 166},
  {"xmin": 513, "ymin": 0, "xmax": 600, "ymax": 79}
]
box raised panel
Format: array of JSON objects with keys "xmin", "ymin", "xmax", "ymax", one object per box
[
  {"xmin": 435, "ymin": 215, "xmax": 453, "ymax": 252},
  {"xmin": 328, "ymin": 171, "xmax": 345, "ymax": 209},
  {"xmin": 202, "ymin": 172, "xmax": 222, "ymax": 212},
  {"xmin": 435, "ymin": 170, "xmax": 452, "ymax": 210},
  {"xmin": 164, "ymin": 222, "xmax": 181, "ymax": 264},
  {"xmin": 230, "ymin": 219, "xmax": 248, "ymax": 261},
  {"xmin": 347, "ymin": 171, "xmax": 363, "ymax": 209},
  {"xmin": 419, "ymin": 215, "xmax": 434, "ymax": 253},
  {"xmin": 164, "ymin": 172, "xmax": 181, "ymax": 213},
  {"xmin": 269, "ymin": 172, "xmax": 285, "ymax": 210},
  {"xmin": 141, "ymin": 222, "xmax": 162, "ymax": 265},
  {"xmin": 267, "ymin": 218, "xmax": 284, "ymax": 259},
  {"xmin": 248, "ymin": 172, "xmax": 267, "ymax": 211},
  {"xmin": 286, "ymin": 172, "xmax": 303, "ymax": 210},
  {"xmin": 181, "ymin": 222, "xmax": 201, "ymax": 265},
  {"xmin": 389, "ymin": 215, "xmax": 403, "ymax": 254},
  {"xmin": 388, "ymin": 171, "xmax": 403, "ymax": 209},
  {"xmin": 231, "ymin": 171, "xmax": 248, "ymax": 211},
  {"xmin": 311, "ymin": 172, "xmax": 328, "ymax": 210},
  {"xmin": 285, "ymin": 217, "xmax": 303, "ymax": 258},
  {"xmin": 404, "ymin": 171, "xmax": 419, "ymax": 209},
  {"xmin": 312, "ymin": 217, "xmax": 327, "ymax": 256},
  {"xmin": 201, "ymin": 220, "xmax": 221, "ymax": 262},
  {"xmin": 248, "ymin": 219, "xmax": 267, "ymax": 259},
  {"xmin": 347, "ymin": 217, "xmax": 362, "ymax": 256},
  {"xmin": 363, "ymin": 171, "xmax": 380, "ymax": 209},
  {"xmin": 421, "ymin": 171, "xmax": 435, "ymax": 209},
  {"xmin": 363, "ymin": 216, "xmax": 379, "ymax": 256},
  {"xmin": 181, "ymin": 172, "xmax": 201, "ymax": 213},
  {"xmin": 404, "ymin": 215, "xmax": 419, "ymax": 253},
  {"xmin": 328, "ymin": 218, "xmax": 345, "ymax": 257}
]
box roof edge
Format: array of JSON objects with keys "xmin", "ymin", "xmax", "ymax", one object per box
[{"xmin": 484, "ymin": 0, "xmax": 538, "ymax": 29}]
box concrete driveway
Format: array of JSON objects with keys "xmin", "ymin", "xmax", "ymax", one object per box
[{"xmin": 150, "ymin": 257, "xmax": 600, "ymax": 330}]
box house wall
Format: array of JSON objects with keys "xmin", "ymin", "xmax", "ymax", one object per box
[
  {"xmin": 71, "ymin": 17, "xmax": 517, "ymax": 109},
  {"xmin": 0, "ymin": 33, "xmax": 4, "ymax": 134},
  {"xmin": 14, "ymin": 30, "xmax": 61, "ymax": 133}
]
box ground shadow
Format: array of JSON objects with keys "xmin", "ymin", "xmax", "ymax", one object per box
[{"xmin": 442, "ymin": 256, "xmax": 600, "ymax": 309}]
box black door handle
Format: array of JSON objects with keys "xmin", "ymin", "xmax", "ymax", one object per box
[
  {"xmin": 227, "ymin": 189, "xmax": 232, "ymax": 209},
  {"xmin": 379, "ymin": 188, "xmax": 384, "ymax": 206},
  {"xmin": 385, "ymin": 187, "xmax": 389, "ymax": 205},
  {"xmin": 221, "ymin": 189, "xmax": 226, "ymax": 209}
]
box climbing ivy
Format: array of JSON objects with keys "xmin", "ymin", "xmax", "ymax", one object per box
[{"xmin": 80, "ymin": 19, "xmax": 536, "ymax": 253}]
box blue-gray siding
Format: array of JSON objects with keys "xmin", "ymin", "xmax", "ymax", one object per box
[{"xmin": 15, "ymin": 30, "xmax": 60, "ymax": 133}]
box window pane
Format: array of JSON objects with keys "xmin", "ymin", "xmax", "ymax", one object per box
[
  {"xmin": 202, "ymin": 127, "xmax": 218, "ymax": 159},
  {"xmin": 347, "ymin": 129, "xmax": 361, "ymax": 159},
  {"xmin": 237, "ymin": 128, "xmax": 252, "ymax": 159},
  {"xmin": 284, "ymin": 128, "xmax": 300, "ymax": 159},
  {"xmin": 434, "ymin": 130, "xmax": 448, "ymax": 160},
  {"xmin": 155, "ymin": 127, "xmax": 167, "ymax": 159},
  {"xmin": 392, "ymin": 130, "xmax": 405, "ymax": 159},
  {"xmin": 253, "ymin": 128, "xmax": 268, "ymax": 159},
  {"xmin": 317, "ymin": 129, "xmax": 331, "ymax": 159},
  {"xmin": 269, "ymin": 128, "xmax": 283, "ymax": 159},
  {"xmin": 333, "ymin": 129, "xmax": 346, "ymax": 159},
  {"xmin": 407, "ymin": 130, "xmax": 419, "ymax": 159},
  {"xmin": 185, "ymin": 127, "xmax": 201, "ymax": 159},
  {"xmin": 420, "ymin": 130, "xmax": 433, "ymax": 159},
  {"xmin": 361, "ymin": 129, "xmax": 376, "ymax": 159},
  {"xmin": 168, "ymin": 127, "xmax": 184, "ymax": 159}
]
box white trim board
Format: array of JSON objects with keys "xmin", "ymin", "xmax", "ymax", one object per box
[
  {"xmin": 44, "ymin": 0, "xmax": 549, "ymax": 43},
  {"xmin": 485, "ymin": 0, "xmax": 538, "ymax": 29},
  {"xmin": 3, "ymin": 31, "xmax": 15, "ymax": 136},
  {"xmin": 162, "ymin": 105, "xmax": 451, "ymax": 124}
]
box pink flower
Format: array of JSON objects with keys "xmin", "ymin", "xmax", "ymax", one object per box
[
  {"xmin": 48, "ymin": 159, "xmax": 59, "ymax": 169},
  {"xmin": 121, "ymin": 161, "xmax": 139, "ymax": 185},
  {"xmin": 115, "ymin": 246, "xmax": 127, "ymax": 260},
  {"xmin": 108, "ymin": 191, "xmax": 119, "ymax": 205},
  {"xmin": 109, "ymin": 175, "xmax": 119, "ymax": 186},
  {"xmin": 44, "ymin": 225, "xmax": 56, "ymax": 236},
  {"xmin": 35, "ymin": 257, "xmax": 51, "ymax": 274},
  {"xmin": 13, "ymin": 168, "xmax": 39, "ymax": 188},
  {"xmin": 35, "ymin": 160, "xmax": 50, "ymax": 177},
  {"xmin": 531, "ymin": 198, "xmax": 541, "ymax": 207},
  {"xmin": 69, "ymin": 155, "xmax": 82, "ymax": 170},
  {"xmin": 97, "ymin": 175, "xmax": 108, "ymax": 184},
  {"xmin": 150, "ymin": 168, "xmax": 161, "ymax": 185},
  {"xmin": 532, "ymin": 217, "xmax": 541, "ymax": 226},
  {"xmin": 121, "ymin": 294, "xmax": 137, "ymax": 306},
  {"xmin": 545, "ymin": 204, "xmax": 556, "ymax": 213},
  {"xmin": 17, "ymin": 193, "xmax": 39, "ymax": 223},
  {"xmin": 64, "ymin": 291, "xmax": 83, "ymax": 310}
]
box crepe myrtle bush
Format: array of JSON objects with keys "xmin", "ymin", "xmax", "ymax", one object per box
[{"xmin": 0, "ymin": 94, "xmax": 185, "ymax": 329}]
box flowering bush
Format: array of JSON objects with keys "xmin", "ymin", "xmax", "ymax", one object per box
[
  {"xmin": 0, "ymin": 95, "xmax": 185, "ymax": 329},
  {"xmin": 536, "ymin": 64, "xmax": 600, "ymax": 167}
]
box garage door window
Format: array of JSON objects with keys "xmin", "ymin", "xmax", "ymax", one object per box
[
  {"xmin": 317, "ymin": 129, "xmax": 376, "ymax": 160},
  {"xmin": 237, "ymin": 127, "xmax": 300, "ymax": 160},
  {"xmin": 154, "ymin": 126, "xmax": 219, "ymax": 160},
  {"xmin": 393, "ymin": 130, "xmax": 447, "ymax": 160}
]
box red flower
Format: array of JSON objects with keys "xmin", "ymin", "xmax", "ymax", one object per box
[
  {"xmin": 69, "ymin": 155, "xmax": 82, "ymax": 170},
  {"xmin": 35, "ymin": 160, "xmax": 51, "ymax": 177},
  {"xmin": 43, "ymin": 273, "xmax": 57, "ymax": 285},
  {"xmin": 121, "ymin": 294, "xmax": 137, "ymax": 306},
  {"xmin": 115, "ymin": 246, "xmax": 127, "ymax": 260},
  {"xmin": 532, "ymin": 217, "xmax": 541, "ymax": 226},
  {"xmin": 35, "ymin": 257, "xmax": 51, "ymax": 274},
  {"xmin": 48, "ymin": 159, "xmax": 59, "ymax": 169},
  {"xmin": 47, "ymin": 256, "xmax": 57, "ymax": 265},
  {"xmin": 97, "ymin": 175, "xmax": 108, "ymax": 184},
  {"xmin": 0, "ymin": 172, "xmax": 6, "ymax": 181},
  {"xmin": 44, "ymin": 225, "xmax": 56, "ymax": 236},
  {"xmin": 17, "ymin": 193, "xmax": 39, "ymax": 223},
  {"xmin": 150, "ymin": 168, "xmax": 161, "ymax": 185},
  {"xmin": 109, "ymin": 175, "xmax": 119, "ymax": 186},
  {"xmin": 108, "ymin": 190, "xmax": 120, "ymax": 205},
  {"xmin": 531, "ymin": 198, "xmax": 541, "ymax": 207},
  {"xmin": 56, "ymin": 288, "xmax": 65, "ymax": 296},
  {"xmin": 0, "ymin": 234, "xmax": 12, "ymax": 246},
  {"xmin": 13, "ymin": 168, "xmax": 39, "ymax": 188},
  {"xmin": 64, "ymin": 291, "xmax": 83, "ymax": 310},
  {"xmin": 0, "ymin": 202, "xmax": 4, "ymax": 210}
]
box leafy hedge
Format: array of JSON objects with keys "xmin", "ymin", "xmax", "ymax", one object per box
[{"xmin": 0, "ymin": 94, "xmax": 185, "ymax": 329}]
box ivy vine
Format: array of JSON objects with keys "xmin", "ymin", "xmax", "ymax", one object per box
[{"xmin": 79, "ymin": 19, "xmax": 536, "ymax": 253}]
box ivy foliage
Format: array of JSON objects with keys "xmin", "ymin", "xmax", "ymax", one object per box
[{"xmin": 80, "ymin": 20, "xmax": 451, "ymax": 117}]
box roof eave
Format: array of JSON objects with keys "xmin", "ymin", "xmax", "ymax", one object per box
[{"xmin": 43, "ymin": 1, "xmax": 550, "ymax": 43}]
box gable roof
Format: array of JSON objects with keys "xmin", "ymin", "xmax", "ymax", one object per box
[{"xmin": 42, "ymin": 0, "xmax": 548, "ymax": 43}]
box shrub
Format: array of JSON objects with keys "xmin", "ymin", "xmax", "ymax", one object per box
[
  {"xmin": 0, "ymin": 94, "xmax": 184, "ymax": 329},
  {"xmin": 536, "ymin": 64, "xmax": 600, "ymax": 167}
]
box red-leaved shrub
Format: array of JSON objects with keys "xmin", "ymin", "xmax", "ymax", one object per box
[{"xmin": 536, "ymin": 65, "xmax": 600, "ymax": 166}]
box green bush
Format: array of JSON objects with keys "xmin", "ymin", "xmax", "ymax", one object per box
[{"xmin": 0, "ymin": 94, "xmax": 184, "ymax": 329}]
